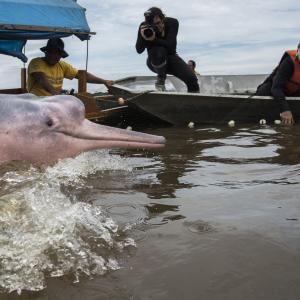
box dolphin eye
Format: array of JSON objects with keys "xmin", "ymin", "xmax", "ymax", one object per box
[{"xmin": 46, "ymin": 118, "xmax": 53, "ymax": 127}]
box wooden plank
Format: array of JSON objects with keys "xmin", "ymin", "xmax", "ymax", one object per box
[
  {"xmin": 93, "ymin": 94, "xmax": 115, "ymax": 100},
  {"xmin": 0, "ymin": 88, "xmax": 25, "ymax": 94},
  {"xmin": 21, "ymin": 68, "xmax": 26, "ymax": 91},
  {"xmin": 77, "ymin": 70, "xmax": 87, "ymax": 93},
  {"xmin": 75, "ymin": 92, "xmax": 103, "ymax": 119}
]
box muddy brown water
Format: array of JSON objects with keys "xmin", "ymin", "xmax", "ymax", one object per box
[{"xmin": 1, "ymin": 124, "xmax": 300, "ymax": 300}]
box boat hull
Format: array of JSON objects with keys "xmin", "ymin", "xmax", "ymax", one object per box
[
  {"xmin": 109, "ymin": 75, "xmax": 300, "ymax": 125},
  {"xmin": 135, "ymin": 93, "xmax": 300, "ymax": 125}
]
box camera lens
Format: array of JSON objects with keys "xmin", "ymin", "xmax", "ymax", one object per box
[{"xmin": 143, "ymin": 27, "xmax": 154, "ymax": 38}]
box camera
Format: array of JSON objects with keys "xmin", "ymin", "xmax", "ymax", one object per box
[
  {"xmin": 143, "ymin": 25, "xmax": 159, "ymax": 39},
  {"xmin": 142, "ymin": 10, "xmax": 159, "ymax": 39},
  {"xmin": 144, "ymin": 9, "xmax": 154, "ymax": 24}
]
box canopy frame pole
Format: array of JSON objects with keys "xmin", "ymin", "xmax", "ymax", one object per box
[
  {"xmin": 21, "ymin": 44, "xmax": 26, "ymax": 91},
  {"xmin": 77, "ymin": 39, "xmax": 89, "ymax": 93},
  {"xmin": 85, "ymin": 39, "xmax": 89, "ymax": 71}
]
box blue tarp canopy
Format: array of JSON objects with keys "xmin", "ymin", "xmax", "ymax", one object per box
[{"xmin": 0, "ymin": 0, "xmax": 92, "ymax": 62}]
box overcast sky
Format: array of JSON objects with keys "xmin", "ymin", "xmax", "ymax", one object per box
[{"xmin": 0, "ymin": 0, "xmax": 299, "ymax": 91}]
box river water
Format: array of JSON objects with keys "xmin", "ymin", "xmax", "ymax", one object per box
[{"xmin": 0, "ymin": 124, "xmax": 300, "ymax": 300}]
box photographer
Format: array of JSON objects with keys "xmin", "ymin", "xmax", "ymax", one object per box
[{"xmin": 135, "ymin": 7, "xmax": 199, "ymax": 92}]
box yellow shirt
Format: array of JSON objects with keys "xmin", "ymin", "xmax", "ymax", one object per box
[{"xmin": 27, "ymin": 57, "xmax": 78, "ymax": 96}]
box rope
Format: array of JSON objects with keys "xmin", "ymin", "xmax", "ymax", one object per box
[
  {"xmin": 85, "ymin": 39, "xmax": 89, "ymax": 71},
  {"xmin": 126, "ymin": 90, "xmax": 154, "ymax": 102},
  {"xmin": 23, "ymin": 44, "xmax": 26, "ymax": 68}
]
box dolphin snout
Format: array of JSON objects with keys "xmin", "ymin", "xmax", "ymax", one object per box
[{"xmin": 68, "ymin": 120, "xmax": 166, "ymax": 149}]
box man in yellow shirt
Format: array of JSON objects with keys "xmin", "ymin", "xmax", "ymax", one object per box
[{"xmin": 27, "ymin": 38, "xmax": 114, "ymax": 96}]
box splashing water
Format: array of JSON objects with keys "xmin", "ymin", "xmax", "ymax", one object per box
[{"xmin": 0, "ymin": 150, "xmax": 135, "ymax": 294}]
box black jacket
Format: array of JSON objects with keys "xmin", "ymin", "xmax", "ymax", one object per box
[
  {"xmin": 264, "ymin": 54, "xmax": 296, "ymax": 112},
  {"xmin": 135, "ymin": 17, "xmax": 179, "ymax": 55}
]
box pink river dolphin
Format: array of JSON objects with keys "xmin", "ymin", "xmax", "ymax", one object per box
[{"xmin": 0, "ymin": 94, "xmax": 165, "ymax": 163}]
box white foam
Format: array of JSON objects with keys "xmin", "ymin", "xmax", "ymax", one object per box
[{"xmin": 0, "ymin": 150, "xmax": 136, "ymax": 294}]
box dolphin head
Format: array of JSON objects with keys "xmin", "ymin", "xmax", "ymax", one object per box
[{"xmin": 0, "ymin": 94, "xmax": 165, "ymax": 163}]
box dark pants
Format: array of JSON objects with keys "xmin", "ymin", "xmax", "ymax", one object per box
[{"xmin": 147, "ymin": 46, "xmax": 200, "ymax": 92}]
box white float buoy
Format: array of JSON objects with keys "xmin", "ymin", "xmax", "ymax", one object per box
[
  {"xmin": 274, "ymin": 119, "xmax": 281, "ymax": 125},
  {"xmin": 126, "ymin": 126, "xmax": 132, "ymax": 131},
  {"xmin": 228, "ymin": 120, "xmax": 235, "ymax": 127},
  {"xmin": 118, "ymin": 97, "xmax": 125, "ymax": 105},
  {"xmin": 259, "ymin": 119, "xmax": 267, "ymax": 125},
  {"xmin": 188, "ymin": 121, "xmax": 194, "ymax": 128}
]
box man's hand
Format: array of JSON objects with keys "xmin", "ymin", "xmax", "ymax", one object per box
[
  {"xmin": 84, "ymin": 72, "xmax": 114, "ymax": 86},
  {"xmin": 280, "ymin": 110, "xmax": 294, "ymax": 125},
  {"xmin": 140, "ymin": 25, "xmax": 155, "ymax": 41}
]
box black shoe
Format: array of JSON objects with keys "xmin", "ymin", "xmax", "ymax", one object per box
[{"xmin": 155, "ymin": 75, "xmax": 166, "ymax": 91}]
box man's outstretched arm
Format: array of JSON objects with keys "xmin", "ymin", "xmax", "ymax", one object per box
[{"xmin": 76, "ymin": 72, "xmax": 114, "ymax": 86}]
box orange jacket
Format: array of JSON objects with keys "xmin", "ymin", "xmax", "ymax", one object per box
[{"xmin": 284, "ymin": 50, "xmax": 300, "ymax": 95}]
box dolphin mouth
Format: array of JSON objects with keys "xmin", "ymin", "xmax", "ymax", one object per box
[{"xmin": 58, "ymin": 120, "xmax": 166, "ymax": 149}]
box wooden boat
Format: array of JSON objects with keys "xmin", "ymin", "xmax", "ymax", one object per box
[
  {"xmin": 80, "ymin": 92, "xmax": 169, "ymax": 127},
  {"xmin": 108, "ymin": 74, "xmax": 300, "ymax": 125}
]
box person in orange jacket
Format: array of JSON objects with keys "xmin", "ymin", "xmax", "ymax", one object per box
[{"xmin": 256, "ymin": 43, "xmax": 300, "ymax": 125}]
